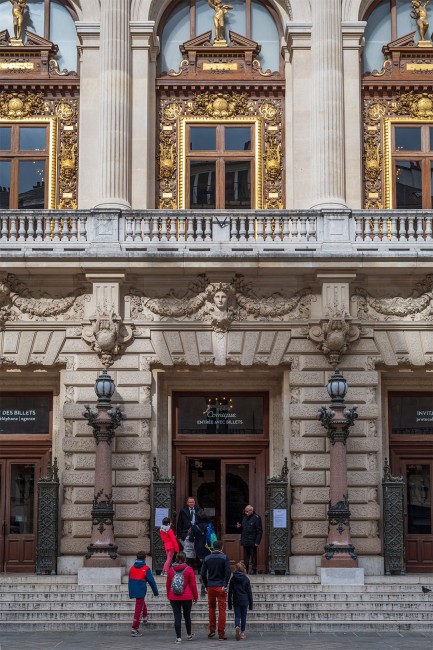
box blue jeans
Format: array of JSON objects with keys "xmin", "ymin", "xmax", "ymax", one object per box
[{"xmin": 234, "ymin": 605, "xmax": 248, "ymax": 632}]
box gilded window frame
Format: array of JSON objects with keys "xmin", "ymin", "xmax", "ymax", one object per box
[
  {"xmin": 0, "ymin": 116, "xmax": 58, "ymax": 209},
  {"xmin": 178, "ymin": 116, "xmax": 263, "ymax": 210}
]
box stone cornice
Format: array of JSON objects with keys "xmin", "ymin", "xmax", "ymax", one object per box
[{"xmin": 284, "ymin": 22, "xmax": 313, "ymax": 53}]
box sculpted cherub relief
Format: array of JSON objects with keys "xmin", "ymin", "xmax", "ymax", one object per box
[
  {"xmin": 0, "ymin": 273, "xmax": 87, "ymax": 327},
  {"xmin": 129, "ymin": 274, "xmax": 312, "ymax": 334},
  {"xmin": 354, "ymin": 275, "xmax": 433, "ymax": 321}
]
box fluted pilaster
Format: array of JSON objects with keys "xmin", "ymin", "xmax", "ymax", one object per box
[
  {"xmin": 311, "ymin": 0, "xmax": 346, "ymax": 208},
  {"xmin": 96, "ymin": 0, "xmax": 131, "ymax": 209}
]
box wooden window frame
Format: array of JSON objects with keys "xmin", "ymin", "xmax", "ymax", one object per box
[
  {"xmin": 0, "ymin": 118, "xmax": 58, "ymax": 209},
  {"xmin": 384, "ymin": 118, "xmax": 433, "ymax": 208},
  {"xmin": 179, "ymin": 117, "xmax": 262, "ymax": 209}
]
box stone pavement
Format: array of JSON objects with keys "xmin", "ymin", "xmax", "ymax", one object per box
[{"xmin": 0, "ymin": 630, "xmax": 431, "ymax": 650}]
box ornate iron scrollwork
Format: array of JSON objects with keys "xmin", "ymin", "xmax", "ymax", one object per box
[
  {"xmin": 266, "ymin": 458, "xmax": 289, "ymax": 575},
  {"xmin": 36, "ymin": 458, "xmax": 59, "ymax": 575},
  {"xmin": 151, "ymin": 458, "xmax": 175, "ymax": 574},
  {"xmin": 382, "ymin": 458, "xmax": 405, "ymax": 575}
]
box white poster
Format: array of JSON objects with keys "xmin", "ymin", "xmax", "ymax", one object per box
[
  {"xmin": 155, "ymin": 507, "xmax": 169, "ymax": 527},
  {"xmin": 273, "ymin": 509, "xmax": 287, "ymax": 528}
]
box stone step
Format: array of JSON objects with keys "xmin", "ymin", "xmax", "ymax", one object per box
[
  {"xmin": 0, "ymin": 619, "xmax": 432, "ymax": 633},
  {"xmin": 1, "ymin": 600, "xmax": 432, "ymax": 613},
  {"xmin": 0, "ymin": 588, "xmax": 433, "ymax": 606},
  {"xmin": 1, "ymin": 608, "xmax": 432, "ymax": 622}
]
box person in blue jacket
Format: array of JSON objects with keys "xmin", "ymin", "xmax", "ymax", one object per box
[{"xmin": 128, "ymin": 551, "xmax": 159, "ymax": 637}]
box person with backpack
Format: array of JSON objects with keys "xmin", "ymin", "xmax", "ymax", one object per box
[
  {"xmin": 128, "ymin": 551, "xmax": 159, "ymax": 638},
  {"xmin": 236, "ymin": 504, "xmax": 263, "ymax": 575},
  {"xmin": 160, "ymin": 516, "xmax": 179, "ymax": 576},
  {"xmin": 188, "ymin": 510, "xmax": 212, "ymax": 565},
  {"xmin": 228, "ymin": 562, "xmax": 253, "ymax": 641},
  {"xmin": 200, "ymin": 540, "xmax": 231, "ymax": 641},
  {"xmin": 166, "ymin": 551, "xmax": 198, "ymax": 644}
]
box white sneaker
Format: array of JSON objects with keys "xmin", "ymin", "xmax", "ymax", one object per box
[
  {"xmin": 175, "ymin": 639, "xmax": 182, "ymax": 644},
  {"xmin": 187, "ymin": 633, "xmax": 194, "ymax": 640}
]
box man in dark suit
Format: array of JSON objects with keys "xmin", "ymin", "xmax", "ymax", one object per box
[{"xmin": 177, "ymin": 496, "xmax": 200, "ymax": 541}]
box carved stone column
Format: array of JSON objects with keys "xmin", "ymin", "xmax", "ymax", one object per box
[
  {"xmin": 318, "ymin": 369, "xmax": 358, "ymax": 567},
  {"xmin": 311, "ymin": 0, "xmax": 346, "ymax": 208},
  {"xmin": 83, "ymin": 370, "xmax": 123, "ymax": 567},
  {"xmin": 95, "ymin": 0, "xmax": 131, "ymax": 208}
]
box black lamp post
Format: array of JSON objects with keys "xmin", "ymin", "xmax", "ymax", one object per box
[
  {"xmin": 318, "ymin": 369, "xmax": 358, "ymax": 567},
  {"xmin": 83, "ymin": 369, "xmax": 123, "ymax": 567}
]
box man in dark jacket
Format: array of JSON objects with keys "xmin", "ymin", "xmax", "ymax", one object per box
[
  {"xmin": 236, "ymin": 504, "xmax": 263, "ymax": 575},
  {"xmin": 200, "ymin": 540, "xmax": 231, "ymax": 640},
  {"xmin": 177, "ymin": 496, "xmax": 200, "ymax": 541}
]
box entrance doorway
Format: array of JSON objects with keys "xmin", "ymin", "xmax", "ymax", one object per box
[
  {"xmin": 173, "ymin": 391, "xmax": 269, "ymax": 572},
  {"xmin": 391, "ymin": 452, "xmax": 433, "ymax": 572},
  {"xmin": 0, "ymin": 459, "xmax": 42, "ymax": 572},
  {"xmin": 176, "ymin": 451, "xmax": 267, "ymax": 571},
  {"xmin": 389, "ymin": 391, "xmax": 433, "ymax": 572},
  {"xmin": 188, "ymin": 457, "xmax": 256, "ymax": 565}
]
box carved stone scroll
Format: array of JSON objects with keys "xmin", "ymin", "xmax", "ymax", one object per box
[
  {"xmin": 354, "ymin": 275, "xmax": 433, "ymax": 321},
  {"xmin": 0, "ymin": 273, "xmax": 87, "ymax": 327}
]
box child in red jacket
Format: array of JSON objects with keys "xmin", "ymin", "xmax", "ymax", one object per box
[{"xmin": 160, "ymin": 516, "xmax": 179, "ymax": 576}]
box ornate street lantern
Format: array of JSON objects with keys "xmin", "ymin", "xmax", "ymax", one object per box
[
  {"xmin": 82, "ymin": 370, "xmax": 123, "ymax": 567},
  {"xmin": 318, "ymin": 369, "xmax": 358, "ymax": 567}
]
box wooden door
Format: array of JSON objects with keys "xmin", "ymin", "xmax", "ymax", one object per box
[
  {"xmin": 403, "ymin": 460, "xmax": 433, "ymax": 571},
  {"xmin": 1, "ymin": 459, "xmax": 41, "ymax": 572},
  {"xmin": 220, "ymin": 459, "xmax": 256, "ymax": 567}
]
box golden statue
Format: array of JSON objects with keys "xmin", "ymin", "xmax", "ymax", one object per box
[
  {"xmin": 208, "ymin": 0, "xmax": 233, "ymax": 44},
  {"xmin": 411, "ymin": 0, "xmax": 431, "ymax": 45},
  {"xmin": 9, "ymin": 0, "xmax": 26, "ymax": 43}
]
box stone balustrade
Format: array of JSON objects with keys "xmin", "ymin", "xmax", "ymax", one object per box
[{"xmin": 1, "ymin": 209, "xmax": 433, "ymax": 255}]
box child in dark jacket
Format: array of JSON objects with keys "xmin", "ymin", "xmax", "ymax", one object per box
[
  {"xmin": 128, "ymin": 551, "xmax": 159, "ymax": 637},
  {"xmin": 228, "ymin": 562, "xmax": 253, "ymax": 641}
]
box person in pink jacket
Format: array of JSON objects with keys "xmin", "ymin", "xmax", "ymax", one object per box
[
  {"xmin": 160, "ymin": 517, "xmax": 179, "ymax": 576},
  {"xmin": 166, "ymin": 551, "xmax": 199, "ymax": 643}
]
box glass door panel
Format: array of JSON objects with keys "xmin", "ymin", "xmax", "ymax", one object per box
[
  {"xmin": 395, "ymin": 161, "xmax": 422, "ymax": 208},
  {"xmin": 9, "ymin": 464, "xmax": 35, "ymax": 535},
  {"xmin": 407, "ymin": 464, "xmax": 431, "ymax": 535},
  {"xmin": 225, "ymin": 161, "xmax": 251, "ymax": 209},
  {"xmin": 221, "ymin": 460, "xmax": 255, "ymax": 566},
  {"xmin": 0, "ymin": 161, "xmax": 11, "ymax": 209},
  {"xmin": 18, "ymin": 161, "xmax": 46, "ymax": 209},
  {"xmin": 189, "ymin": 161, "xmax": 216, "ymax": 209}
]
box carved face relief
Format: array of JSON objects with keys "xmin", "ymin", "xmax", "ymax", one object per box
[{"xmin": 213, "ymin": 290, "xmax": 228, "ymax": 311}]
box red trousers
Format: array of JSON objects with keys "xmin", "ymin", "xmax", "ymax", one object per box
[
  {"xmin": 132, "ymin": 597, "xmax": 148, "ymax": 630},
  {"xmin": 207, "ymin": 586, "xmax": 227, "ymax": 636}
]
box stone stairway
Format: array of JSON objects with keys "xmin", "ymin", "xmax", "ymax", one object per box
[{"xmin": 1, "ymin": 574, "xmax": 433, "ymax": 633}]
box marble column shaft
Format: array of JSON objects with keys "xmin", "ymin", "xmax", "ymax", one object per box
[
  {"xmin": 311, "ymin": 0, "xmax": 346, "ymax": 208},
  {"xmin": 97, "ymin": 0, "xmax": 131, "ymax": 208}
]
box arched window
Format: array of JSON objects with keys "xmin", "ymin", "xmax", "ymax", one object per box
[
  {"xmin": 363, "ymin": 0, "xmax": 425, "ymax": 73},
  {"xmin": 0, "ymin": 0, "xmax": 77, "ymax": 72},
  {"xmin": 159, "ymin": 0, "xmax": 281, "ymax": 74}
]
